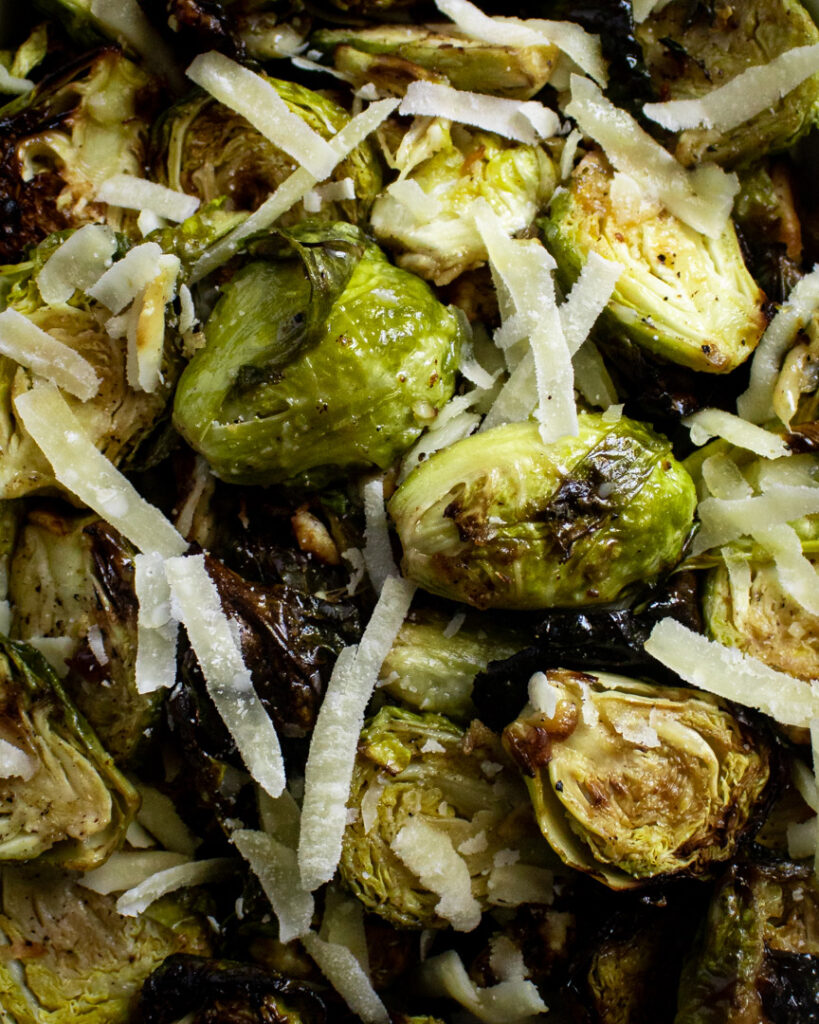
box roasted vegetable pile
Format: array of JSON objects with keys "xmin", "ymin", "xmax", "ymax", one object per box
[{"xmin": 3, "ymin": 0, "xmax": 819, "ymax": 1021}]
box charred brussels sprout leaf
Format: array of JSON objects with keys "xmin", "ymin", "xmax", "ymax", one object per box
[
  {"xmin": 151, "ymin": 79, "xmax": 381, "ymax": 226},
  {"xmin": 389, "ymin": 413, "xmax": 696, "ymax": 610},
  {"xmin": 0, "ymin": 49, "xmax": 157, "ymax": 262},
  {"xmin": 137, "ymin": 954, "xmax": 327, "ymax": 1024},
  {"xmin": 160, "ymin": 0, "xmax": 310, "ymax": 62},
  {"xmin": 0, "ymin": 636, "xmax": 137, "ymax": 869},
  {"xmin": 173, "ymin": 223, "xmax": 463, "ymax": 487},
  {"xmin": 675, "ymin": 860, "xmax": 819, "ymax": 1023},
  {"xmin": 9, "ymin": 505, "xmax": 163, "ymax": 764},
  {"xmin": 311, "ymin": 25, "xmax": 558, "ymax": 99},
  {"xmin": 636, "ymin": 0, "xmax": 819, "ymax": 168},
  {"xmin": 370, "ymin": 122, "xmax": 556, "ymax": 285},
  {"xmin": 339, "ymin": 706, "xmax": 550, "ymax": 929},
  {"xmin": 0, "ymin": 865, "xmax": 211, "ymax": 1024},
  {"xmin": 541, "ymin": 152, "xmax": 766, "ymax": 373},
  {"xmin": 503, "ymin": 669, "xmax": 771, "ymax": 889}
]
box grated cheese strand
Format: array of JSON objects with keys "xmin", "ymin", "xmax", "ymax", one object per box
[
  {"xmin": 165, "ymin": 554, "xmax": 286, "ymax": 798},
  {"xmin": 87, "ymin": 242, "xmax": 164, "ymax": 314},
  {"xmin": 116, "ymin": 858, "xmax": 234, "ymax": 917},
  {"xmin": 97, "ymin": 175, "xmax": 200, "ymax": 222},
  {"xmin": 36, "ymin": 224, "xmax": 116, "ymax": 307},
  {"xmin": 362, "ymin": 476, "xmax": 397, "ymax": 593},
  {"xmin": 134, "ymin": 553, "xmax": 178, "ymax": 695},
  {"xmin": 692, "ymin": 484, "xmax": 819, "ymax": 555},
  {"xmin": 644, "ymin": 44, "xmax": 819, "ymax": 132},
  {"xmin": 13, "ymin": 383, "xmax": 186, "ymax": 558},
  {"xmin": 683, "ymin": 408, "xmax": 791, "ymax": 459},
  {"xmin": 752, "ymin": 523, "xmax": 819, "ymax": 617},
  {"xmin": 232, "ymin": 829, "xmax": 314, "ymax": 943},
  {"xmin": 301, "ymin": 933, "xmax": 390, "ymax": 1024},
  {"xmin": 645, "ymin": 618, "xmax": 819, "ymax": 728},
  {"xmin": 90, "ymin": 0, "xmax": 185, "ymax": 92},
  {"xmin": 79, "ymin": 851, "xmax": 190, "ymax": 895},
  {"xmin": 298, "ymin": 576, "xmax": 416, "ymax": 891},
  {"xmin": 0, "ymin": 309, "xmax": 100, "ymax": 401}
]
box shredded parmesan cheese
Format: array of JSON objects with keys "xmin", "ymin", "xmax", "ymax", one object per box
[
  {"xmin": 36, "ymin": 224, "xmax": 116, "ymax": 306},
  {"xmin": 232, "ymin": 829, "xmax": 314, "ymax": 942},
  {"xmin": 362, "ymin": 476, "xmax": 397, "ymax": 593},
  {"xmin": 79, "ymin": 851, "xmax": 191, "ymax": 895},
  {"xmin": 14, "ymin": 383, "xmax": 186, "ymax": 558},
  {"xmin": 165, "ymin": 554, "xmax": 286, "ymax": 798},
  {"xmin": 528, "ymin": 672, "xmax": 558, "ymax": 718},
  {"xmin": 753, "ymin": 523, "xmax": 819, "ymax": 617},
  {"xmin": 87, "ymin": 242, "xmax": 164, "ymax": 314},
  {"xmin": 644, "ymin": 44, "xmax": 819, "ymax": 132},
  {"xmin": 0, "ymin": 309, "xmax": 100, "ymax": 401},
  {"xmin": 126, "ymin": 254, "xmax": 179, "ymax": 394},
  {"xmin": 0, "ymin": 65, "xmax": 34, "ymax": 95},
  {"xmin": 303, "ymin": 177, "xmax": 356, "ymax": 213},
  {"xmin": 135, "ymin": 784, "xmax": 199, "ymax": 856},
  {"xmin": 301, "ymin": 933, "xmax": 390, "ymax": 1024},
  {"xmin": 0, "ymin": 738, "xmax": 35, "ymax": 780},
  {"xmin": 692, "ymin": 484, "xmax": 819, "ymax": 555},
  {"xmin": 115, "ymin": 858, "xmax": 234, "ymax": 916},
  {"xmin": 90, "ymin": 0, "xmax": 185, "ymax": 91},
  {"xmin": 645, "ymin": 618, "xmax": 819, "ymax": 728},
  {"xmin": 97, "ymin": 175, "xmax": 200, "ymax": 222},
  {"xmin": 683, "ymin": 408, "xmax": 791, "ymax": 459},
  {"xmin": 134, "ymin": 553, "xmax": 178, "ymax": 695}
]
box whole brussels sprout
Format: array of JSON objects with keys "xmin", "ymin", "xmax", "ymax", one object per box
[
  {"xmin": 675, "ymin": 860, "xmax": 819, "ymax": 1023},
  {"xmin": 0, "ymin": 636, "xmax": 137, "ymax": 869},
  {"xmin": 503, "ymin": 669, "xmax": 772, "ymax": 889},
  {"xmin": 636, "ymin": 0, "xmax": 819, "ymax": 168},
  {"xmin": 311, "ymin": 25, "xmax": 558, "ymax": 99},
  {"xmin": 0, "ymin": 865, "xmax": 211, "ymax": 1024},
  {"xmin": 151, "ymin": 79, "xmax": 381, "ymax": 227},
  {"xmin": 0, "ymin": 49, "xmax": 157, "ymax": 262},
  {"xmin": 173, "ymin": 222, "xmax": 463, "ymax": 487},
  {"xmin": 339, "ymin": 706, "xmax": 551, "ymax": 929},
  {"xmin": 541, "ymin": 151, "xmax": 766, "ymax": 374},
  {"xmin": 389, "ymin": 413, "xmax": 696, "ymax": 610},
  {"xmin": 370, "ymin": 121, "xmax": 556, "ymax": 285}
]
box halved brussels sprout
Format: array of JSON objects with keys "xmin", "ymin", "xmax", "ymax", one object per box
[
  {"xmin": 311, "ymin": 25, "xmax": 558, "ymax": 99},
  {"xmin": 503, "ymin": 669, "xmax": 771, "ymax": 889},
  {"xmin": 389, "ymin": 413, "xmax": 696, "ymax": 610},
  {"xmin": 339, "ymin": 706, "xmax": 550, "ymax": 929},
  {"xmin": 0, "ymin": 865, "xmax": 211, "ymax": 1024},
  {"xmin": 675, "ymin": 860, "xmax": 819, "ymax": 1022},
  {"xmin": 0, "ymin": 49, "xmax": 157, "ymax": 262},
  {"xmin": 0, "ymin": 636, "xmax": 137, "ymax": 869},
  {"xmin": 9, "ymin": 505, "xmax": 163, "ymax": 764},
  {"xmin": 541, "ymin": 151, "xmax": 766, "ymax": 373},
  {"xmin": 370, "ymin": 121, "xmax": 556, "ymax": 285},
  {"xmin": 151, "ymin": 79, "xmax": 381, "ymax": 227},
  {"xmin": 636, "ymin": 0, "xmax": 819, "ymax": 168},
  {"xmin": 163, "ymin": 0, "xmax": 311, "ymax": 62},
  {"xmin": 173, "ymin": 222, "xmax": 463, "ymax": 487},
  {"xmin": 379, "ymin": 608, "xmax": 527, "ymax": 720}
]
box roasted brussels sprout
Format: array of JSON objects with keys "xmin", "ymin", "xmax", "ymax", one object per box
[
  {"xmin": 675, "ymin": 859, "xmax": 819, "ymax": 1022},
  {"xmin": 541, "ymin": 151, "xmax": 766, "ymax": 374},
  {"xmin": 151, "ymin": 79, "xmax": 381, "ymax": 226},
  {"xmin": 636, "ymin": 0, "xmax": 819, "ymax": 168},
  {"xmin": 389, "ymin": 413, "xmax": 696, "ymax": 610},
  {"xmin": 0, "ymin": 865, "xmax": 211, "ymax": 1024},
  {"xmin": 378, "ymin": 607, "xmax": 527, "ymax": 720},
  {"xmin": 0, "ymin": 48, "xmax": 157, "ymax": 262},
  {"xmin": 162, "ymin": 0, "xmax": 310, "ymax": 62},
  {"xmin": 370, "ymin": 121, "xmax": 556, "ymax": 285},
  {"xmin": 503, "ymin": 668, "xmax": 772, "ymax": 889},
  {"xmin": 311, "ymin": 25, "xmax": 558, "ymax": 98},
  {"xmin": 0, "ymin": 635, "xmax": 137, "ymax": 869},
  {"xmin": 173, "ymin": 222, "xmax": 463, "ymax": 487},
  {"xmin": 8, "ymin": 505, "xmax": 162, "ymax": 764},
  {"xmin": 339, "ymin": 706, "xmax": 551, "ymax": 929}
]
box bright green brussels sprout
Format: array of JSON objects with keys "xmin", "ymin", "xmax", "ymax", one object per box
[
  {"xmin": 0, "ymin": 636, "xmax": 137, "ymax": 869},
  {"xmin": 0, "ymin": 49, "xmax": 157, "ymax": 262},
  {"xmin": 370, "ymin": 121, "xmax": 556, "ymax": 285},
  {"xmin": 9, "ymin": 505, "xmax": 163, "ymax": 764},
  {"xmin": 151, "ymin": 79, "xmax": 381, "ymax": 226},
  {"xmin": 311, "ymin": 25, "xmax": 558, "ymax": 99},
  {"xmin": 636, "ymin": 0, "xmax": 819, "ymax": 168},
  {"xmin": 378, "ymin": 608, "xmax": 527, "ymax": 720},
  {"xmin": 389, "ymin": 413, "xmax": 696, "ymax": 610},
  {"xmin": 339, "ymin": 706, "xmax": 551, "ymax": 929},
  {"xmin": 503, "ymin": 669, "xmax": 772, "ymax": 889},
  {"xmin": 173, "ymin": 222, "xmax": 463, "ymax": 487},
  {"xmin": 675, "ymin": 860, "xmax": 819, "ymax": 1023},
  {"xmin": 0, "ymin": 865, "xmax": 212, "ymax": 1024},
  {"xmin": 0, "ymin": 232, "xmax": 180, "ymax": 498},
  {"xmin": 541, "ymin": 151, "xmax": 766, "ymax": 374}
]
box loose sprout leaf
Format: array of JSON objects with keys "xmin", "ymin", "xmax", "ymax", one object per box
[
  {"xmin": 164, "ymin": 553, "xmax": 286, "ymax": 798},
  {"xmin": 90, "ymin": 0, "xmax": 185, "ymax": 91},
  {"xmin": 565, "ymin": 75, "xmax": 738, "ymax": 239},
  {"xmin": 645, "ymin": 618, "xmax": 819, "ymax": 728},
  {"xmin": 134, "ymin": 553, "xmax": 178, "ymax": 695},
  {"xmin": 633, "ymin": 0, "xmax": 673, "ymax": 22},
  {"xmin": 683, "ymin": 409, "xmax": 791, "ymax": 459},
  {"xmin": 13, "ymin": 383, "xmax": 186, "ymax": 559},
  {"xmin": 135, "ymin": 783, "xmax": 199, "ymax": 856},
  {"xmin": 300, "ymin": 933, "xmax": 390, "ymax": 1024},
  {"xmin": 0, "ymin": 65, "xmax": 34, "ymax": 95},
  {"xmin": 97, "ymin": 175, "xmax": 200, "ymax": 222},
  {"xmin": 232, "ymin": 829, "xmax": 314, "ymax": 943},
  {"xmin": 79, "ymin": 850, "xmax": 192, "ymax": 895},
  {"xmin": 0, "ymin": 309, "xmax": 101, "ymax": 401},
  {"xmin": 36, "ymin": 225, "xmax": 117, "ymax": 307},
  {"xmin": 115, "ymin": 857, "xmax": 234, "ymax": 916},
  {"xmin": 298, "ymin": 576, "xmax": 415, "ymax": 891},
  {"xmin": 643, "ymin": 44, "xmax": 819, "ymax": 132},
  {"xmin": 87, "ymin": 243, "xmax": 165, "ymax": 314},
  {"xmin": 186, "ymin": 52, "xmax": 339, "ymax": 181},
  {"xmin": 190, "ymin": 98, "xmax": 399, "ymax": 282}
]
